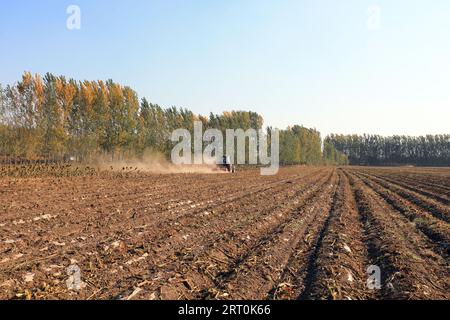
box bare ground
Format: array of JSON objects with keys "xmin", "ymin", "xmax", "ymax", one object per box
[{"xmin": 0, "ymin": 166, "xmax": 448, "ymax": 300}]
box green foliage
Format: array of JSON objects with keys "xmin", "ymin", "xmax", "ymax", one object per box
[
  {"xmin": 278, "ymin": 126, "xmax": 329, "ymax": 165},
  {"xmin": 325, "ymin": 134, "xmax": 450, "ymax": 166},
  {"xmin": 323, "ymin": 140, "xmax": 349, "ymax": 165},
  {"xmin": 0, "ymin": 72, "xmax": 351, "ymax": 167}
]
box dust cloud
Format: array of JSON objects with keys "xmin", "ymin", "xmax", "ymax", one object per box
[{"xmin": 90, "ymin": 150, "xmax": 222, "ymax": 174}]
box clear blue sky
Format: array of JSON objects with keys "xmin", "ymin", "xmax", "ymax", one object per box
[{"xmin": 1, "ymin": 0, "xmax": 449, "ymax": 137}]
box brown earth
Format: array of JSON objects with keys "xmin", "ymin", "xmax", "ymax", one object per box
[{"xmin": 0, "ymin": 166, "xmax": 448, "ymax": 300}]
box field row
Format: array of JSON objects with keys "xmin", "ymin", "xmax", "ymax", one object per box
[{"xmin": 0, "ymin": 166, "xmax": 448, "ymax": 299}]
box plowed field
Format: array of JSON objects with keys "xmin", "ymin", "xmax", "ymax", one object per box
[{"xmin": 0, "ymin": 166, "xmax": 448, "ymax": 300}]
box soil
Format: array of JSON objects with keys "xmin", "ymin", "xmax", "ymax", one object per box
[{"xmin": 0, "ymin": 166, "xmax": 448, "ymax": 300}]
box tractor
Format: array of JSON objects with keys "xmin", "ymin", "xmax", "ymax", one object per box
[{"xmin": 218, "ymin": 155, "xmax": 235, "ymax": 173}]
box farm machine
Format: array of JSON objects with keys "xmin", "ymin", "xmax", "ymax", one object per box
[{"xmin": 217, "ymin": 155, "xmax": 235, "ymax": 173}]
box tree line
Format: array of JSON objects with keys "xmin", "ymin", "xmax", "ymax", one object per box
[
  {"xmin": 279, "ymin": 125, "xmax": 347, "ymax": 165},
  {"xmin": 325, "ymin": 134, "xmax": 450, "ymax": 166},
  {"xmin": 0, "ymin": 72, "xmax": 347, "ymax": 165}
]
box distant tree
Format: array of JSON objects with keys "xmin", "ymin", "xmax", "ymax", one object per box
[
  {"xmin": 4, "ymin": 72, "xmax": 445, "ymax": 168},
  {"xmin": 326, "ymin": 134, "xmax": 450, "ymax": 166}
]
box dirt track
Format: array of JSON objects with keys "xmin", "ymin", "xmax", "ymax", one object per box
[{"xmin": 0, "ymin": 166, "xmax": 449, "ymax": 300}]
